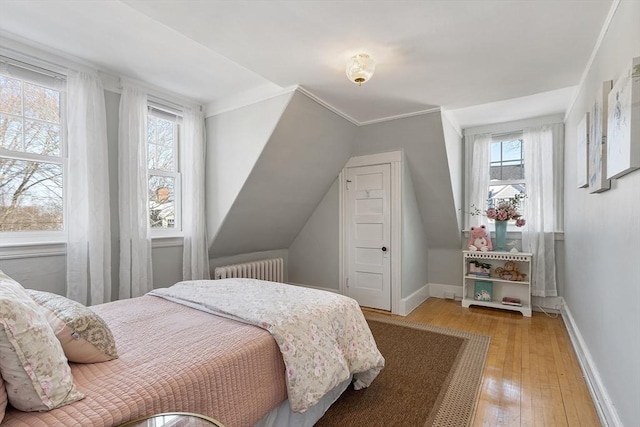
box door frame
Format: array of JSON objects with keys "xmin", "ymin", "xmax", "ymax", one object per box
[{"xmin": 339, "ymin": 151, "xmax": 402, "ymax": 314}]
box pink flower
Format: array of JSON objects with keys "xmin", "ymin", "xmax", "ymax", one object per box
[
  {"xmin": 497, "ymin": 210, "xmax": 509, "ymax": 221},
  {"xmin": 486, "ymin": 208, "xmax": 497, "ymax": 219},
  {"xmin": 516, "ymin": 218, "xmax": 526, "ymax": 227}
]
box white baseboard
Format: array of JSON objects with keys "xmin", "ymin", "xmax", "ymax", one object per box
[
  {"xmin": 561, "ymin": 303, "xmax": 622, "ymax": 427},
  {"xmin": 428, "ymin": 283, "xmax": 463, "ymax": 300},
  {"xmin": 399, "ymin": 284, "xmax": 430, "ymax": 316}
]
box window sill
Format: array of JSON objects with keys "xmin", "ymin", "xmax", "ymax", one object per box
[
  {"xmin": 151, "ymin": 235, "xmax": 184, "ymax": 248},
  {"xmin": 0, "ymin": 241, "xmax": 66, "ymax": 260},
  {"xmin": 462, "ymin": 230, "xmax": 564, "ymax": 241}
]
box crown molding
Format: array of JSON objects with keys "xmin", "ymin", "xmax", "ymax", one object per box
[
  {"xmin": 565, "ymin": 0, "xmax": 621, "ymax": 121},
  {"xmin": 206, "ymin": 83, "xmax": 442, "ymax": 127}
]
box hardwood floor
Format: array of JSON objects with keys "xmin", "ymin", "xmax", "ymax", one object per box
[{"xmin": 364, "ymin": 298, "xmax": 601, "ymax": 427}]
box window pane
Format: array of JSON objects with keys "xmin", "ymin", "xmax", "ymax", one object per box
[
  {"xmin": 24, "ymin": 120, "xmax": 61, "ymax": 156},
  {"xmin": 0, "ymin": 76, "xmax": 23, "ymax": 115},
  {"xmin": 0, "ymin": 114, "xmax": 23, "ymax": 151},
  {"xmin": 502, "ymin": 140, "xmax": 522, "ymax": 161},
  {"xmin": 149, "ymin": 175, "xmax": 175, "ymax": 229},
  {"xmin": 24, "ymin": 82, "xmax": 60, "ymax": 123},
  {"xmin": 488, "ymin": 184, "xmax": 526, "ymax": 211},
  {"xmin": 0, "ymin": 159, "xmax": 63, "ymax": 231},
  {"xmin": 490, "ymin": 139, "xmax": 525, "ymax": 181},
  {"xmin": 147, "ymin": 116, "xmax": 175, "ymax": 172},
  {"xmin": 147, "ymin": 116, "xmax": 157, "ymax": 169}
]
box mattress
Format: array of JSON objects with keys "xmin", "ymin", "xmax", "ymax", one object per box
[{"xmin": 2, "ymin": 295, "xmax": 288, "ymax": 427}]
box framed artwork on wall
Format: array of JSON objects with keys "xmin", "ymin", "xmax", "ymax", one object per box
[
  {"xmin": 607, "ymin": 57, "xmax": 640, "ymax": 179},
  {"xmin": 589, "ymin": 80, "xmax": 613, "ymax": 193},
  {"xmin": 577, "ymin": 112, "xmax": 590, "ymax": 188}
]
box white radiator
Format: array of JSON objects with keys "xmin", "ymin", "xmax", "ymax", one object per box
[{"xmin": 214, "ymin": 257, "xmax": 284, "ymax": 283}]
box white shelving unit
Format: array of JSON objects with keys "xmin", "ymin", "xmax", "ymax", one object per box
[{"xmin": 461, "ymin": 250, "xmax": 533, "ymax": 317}]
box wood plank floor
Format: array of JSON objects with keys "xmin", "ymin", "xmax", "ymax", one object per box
[{"xmin": 364, "ymin": 298, "xmax": 601, "ymax": 427}]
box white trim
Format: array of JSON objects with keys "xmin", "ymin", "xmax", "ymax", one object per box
[
  {"xmin": 561, "ymin": 303, "xmax": 623, "ymax": 427},
  {"xmin": 390, "ymin": 157, "xmax": 402, "ymax": 315},
  {"xmin": 204, "ymin": 85, "xmax": 297, "ymax": 118},
  {"xmin": 0, "ymin": 242, "xmax": 66, "ymax": 259},
  {"xmin": 151, "ymin": 236, "xmax": 183, "ymax": 248},
  {"xmin": 203, "ymin": 83, "xmax": 441, "ymax": 127},
  {"xmin": 565, "ymin": 0, "xmax": 621, "ymax": 121},
  {"xmin": 294, "ymin": 86, "xmax": 360, "ymax": 125},
  {"xmin": 339, "ymin": 151, "xmax": 403, "ymax": 314},
  {"xmin": 345, "ymin": 151, "xmax": 402, "ymax": 168},
  {"xmin": 399, "ymin": 284, "xmax": 430, "ymax": 316},
  {"xmin": 463, "ymin": 113, "xmax": 565, "ymax": 137},
  {"xmin": 428, "ymin": 283, "xmax": 464, "ymax": 300},
  {"xmin": 358, "ymin": 107, "xmax": 441, "ymax": 126}
]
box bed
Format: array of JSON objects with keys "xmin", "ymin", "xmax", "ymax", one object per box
[{"xmin": 1, "ymin": 278, "xmax": 384, "ymax": 427}]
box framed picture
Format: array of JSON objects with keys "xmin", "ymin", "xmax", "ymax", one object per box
[
  {"xmin": 589, "ymin": 80, "xmax": 613, "ymax": 193},
  {"xmin": 577, "ymin": 112, "xmax": 590, "ymax": 188},
  {"xmin": 474, "ymin": 280, "xmax": 493, "ymax": 302},
  {"xmin": 607, "ymin": 57, "xmax": 640, "ymax": 179}
]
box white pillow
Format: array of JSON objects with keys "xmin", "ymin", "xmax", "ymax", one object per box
[
  {"xmin": 0, "ymin": 271, "xmax": 84, "ymax": 411},
  {"xmin": 27, "ymin": 290, "xmax": 118, "ymax": 363}
]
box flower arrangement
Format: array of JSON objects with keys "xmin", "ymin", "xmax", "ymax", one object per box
[{"xmin": 470, "ymin": 193, "xmax": 526, "ymax": 227}]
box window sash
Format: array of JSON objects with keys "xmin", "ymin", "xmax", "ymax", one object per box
[
  {"xmin": 1, "ymin": 68, "xmax": 66, "ymax": 241},
  {"xmin": 147, "ymin": 108, "xmax": 181, "ymax": 235}
]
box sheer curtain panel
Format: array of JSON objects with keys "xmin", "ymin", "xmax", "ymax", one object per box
[
  {"xmin": 66, "ymin": 70, "xmax": 111, "ymax": 305},
  {"xmin": 466, "ymin": 133, "xmax": 492, "ymax": 228},
  {"xmin": 180, "ymin": 108, "xmax": 211, "ymax": 280},
  {"xmin": 522, "ymin": 123, "xmax": 562, "ymax": 297},
  {"xmin": 118, "ymin": 85, "xmax": 153, "ymax": 298}
]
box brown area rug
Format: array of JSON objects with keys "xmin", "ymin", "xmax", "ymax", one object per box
[{"xmin": 316, "ymin": 314, "xmax": 490, "ymax": 427}]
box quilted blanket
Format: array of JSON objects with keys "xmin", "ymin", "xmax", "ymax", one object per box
[{"xmin": 149, "ymin": 278, "xmax": 385, "ymax": 413}]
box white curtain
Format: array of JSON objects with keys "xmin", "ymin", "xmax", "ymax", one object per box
[
  {"xmin": 66, "ymin": 70, "xmax": 111, "ymax": 305},
  {"xmin": 180, "ymin": 108, "xmax": 211, "ymax": 280},
  {"xmin": 522, "ymin": 123, "xmax": 562, "ymax": 297},
  {"xmin": 118, "ymin": 85, "xmax": 153, "ymax": 298},
  {"xmin": 466, "ymin": 133, "xmax": 492, "ymax": 227}
]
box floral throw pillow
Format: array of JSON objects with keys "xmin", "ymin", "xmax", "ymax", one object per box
[
  {"xmin": 0, "ymin": 271, "xmax": 84, "ymax": 411},
  {"xmin": 27, "ymin": 290, "xmax": 118, "ymax": 363},
  {"xmin": 1, "ymin": 374, "xmax": 7, "ymax": 423}
]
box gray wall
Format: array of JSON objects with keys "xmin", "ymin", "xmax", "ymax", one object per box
[
  {"xmin": 0, "ymin": 89, "xmax": 184, "ymax": 299},
  {"xmin": 288, "ymin": 179, "xmax": 340, "ymax": 289},
  {"xmin": 401, "ymin": 160, "xmax": 429, "ymax": 298},
  {"xmin": 209, "ymin": 91, "xmax": 356, "ymax": 258},
  {"xmin": 205, "ymin": 92, "xmax": 293, "ymax": 248},
  {"xmin": 353, "ymin": 112, "xmax": 461, "ymax": 250},
  {"xmin": 562, "ymin": 1, "xmax": 640, "ymax": 424}
]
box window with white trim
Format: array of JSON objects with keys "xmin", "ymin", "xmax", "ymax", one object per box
[
  {"xmin": 489, "ymin": 136, "xmax": 526, "ymax": 214},
  {"xmin": 0, "ymin": 63, "xmax": 65, "ymax": 238},
  {"xmin": 147, "ymin": 106, "xmax": 181, "ymax": 234}
]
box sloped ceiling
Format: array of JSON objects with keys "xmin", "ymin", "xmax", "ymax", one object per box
[
  {"xmin": 0, "ymin": 0, "xmax": 614, "ymax": 126},
  {"xmin": 209, "ymin": 89, "xmax": 460, "ymax": 257},
  {"xmin": 209, "ymin": 91, "xmax": 356, "ymax": 257},
  {"xmin": 354, "ymin": 113, "xmax": 461, "ymax": 249}
]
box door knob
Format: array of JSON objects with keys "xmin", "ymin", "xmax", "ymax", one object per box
[{"xmin": 381, "ymin": 246, "xmax": 387, "ymax": 252}]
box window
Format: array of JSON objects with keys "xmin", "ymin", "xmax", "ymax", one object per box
[
  {"xmin": 0, "ymin": 67, "xmax": 65, "ymax": 237},
  {"xmin": 488, "ymin": 137, "xmax": 525, "ymax": 214},
  {"xmin": 147, "ymin": 107, "xmax": 180, "ymax": 233}
]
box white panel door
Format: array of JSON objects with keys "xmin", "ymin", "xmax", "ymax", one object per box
[{"xmin": 346, "ymin": 164, "xmax": 391, "ymax": 310}]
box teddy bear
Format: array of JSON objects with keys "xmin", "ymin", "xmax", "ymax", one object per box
[
  {"xmin": 467, "ymin": 225, "xmax": 492, "ymax": 252},
  {"xmin": 494, "ymin": 261, "xmax": 526, "ymax": 281}
]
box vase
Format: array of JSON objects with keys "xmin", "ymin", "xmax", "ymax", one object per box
[{"xmin": 494, "ymin": 220, "xmax": 507, "ymax": 251}]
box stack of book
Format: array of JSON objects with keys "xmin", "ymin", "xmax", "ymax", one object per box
[{"xmin": 501, "ymin": 297, "xmax": 522, "ymax": 306}]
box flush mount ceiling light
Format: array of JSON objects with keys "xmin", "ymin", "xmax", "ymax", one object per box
[{"xmin": 346, "ymin": 53, "xmax": 375, "ymax": 86}]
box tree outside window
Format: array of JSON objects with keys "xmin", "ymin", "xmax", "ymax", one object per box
[{"xmin": 0, "ymin": 74, "xmax": 64, "ymax": 232}]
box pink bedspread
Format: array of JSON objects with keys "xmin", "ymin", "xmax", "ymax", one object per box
[{"xmin": 2, "ymin": 296, "xmax": 287, "ymax": 427}]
